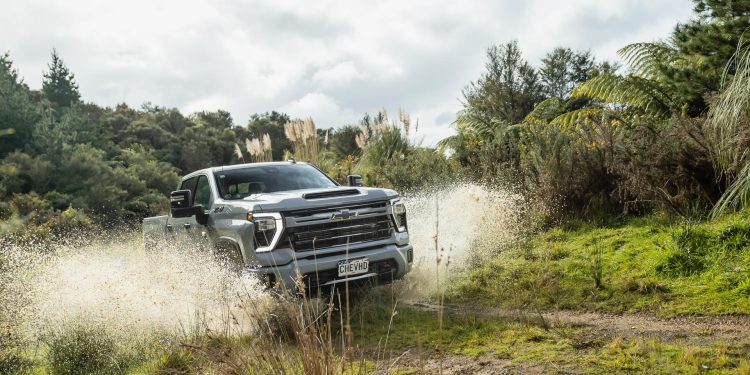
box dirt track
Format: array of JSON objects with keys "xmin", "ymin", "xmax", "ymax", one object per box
[
  {"xmin": 408, "ymin": 302, "xmax": 750, "ymax": 343},
  {"xmin": 373, "ymin": 302, "xmax": 750, "ymax": 374}
]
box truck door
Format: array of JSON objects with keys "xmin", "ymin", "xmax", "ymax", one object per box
[
  {"xmin": 185, "ymin": 174, "xmax": 213, "ymax": 249},
  {"xmin": 167, "ymin": 176, "xmax": 199, "ymax": 248}
]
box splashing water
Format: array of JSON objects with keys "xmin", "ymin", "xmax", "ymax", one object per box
[
  {"xmin": 402, "ymin": 182, "xmax": 526, "ymax": 297},
  {"xmin": 3, "ymin": 237, "xmax": 269, "ymax": 345},
  {"xmin": 1, "ymin": 182, "xmax": 526, "ymax": 344}
]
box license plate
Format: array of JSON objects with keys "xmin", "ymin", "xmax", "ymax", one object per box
[{"xmin": 338, "ymin": 257, "xmax": 369, "ymax": 277}]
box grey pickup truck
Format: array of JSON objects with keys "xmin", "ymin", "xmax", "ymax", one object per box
[{"xmin": 142, "ymin": 161, "xmax": 412, "ymax": 292}]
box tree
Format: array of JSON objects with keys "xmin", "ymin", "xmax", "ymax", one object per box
[
  {"xmin": 460, "ymin": 41, "xmax": 544, "ymax": 130},
  {"xmin": 540, "ymin": 47, "xmax": 595, "ymax": 98},
  {"xmin": 330, "ymin": 125, "xmax": 361, "ymax": 159},
  {"xmin": 668, "ymin": 0, "xmax": 750, "ymax": 115},
  {"xmin": 0, "ymin": 53, "xmax": 39, "ymax": 157},
  {"xmin": 193, "ymin": 110, "xmax": 233, "ymax": 130},
  {"xmin": 708, "ymin": 39, "xmax": 750, "ymax": 215},
  {"xmin": 245, "ymin": 111, "xmax": 291, "ymax": 161},
  {"xmin": 57, "ymin": 144, "xmax": 127, "ymax": 217},
  {"xmin": 42, "ymin": 49, "xmax": 80, "ymax": 109}
]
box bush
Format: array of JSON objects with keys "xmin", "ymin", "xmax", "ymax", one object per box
[
  {"xmin": 45, "ymin": 324, "xmax": 126, "ymax": 375},
  {"xmin": 151, "ymin": 348, "xmax": 196, "ymax": 374}
]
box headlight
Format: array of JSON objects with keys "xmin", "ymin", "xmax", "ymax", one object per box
[
  {"xmin": 250, "ymin": 213, "xmax": 283, "ymax": 252},
  {"xmin": 390, "ymin": 199, "xmax": 408, "ymax": 232},
  {"xmin": 255, "ymin": 218, "xmax": 276, "ymax": 232}
]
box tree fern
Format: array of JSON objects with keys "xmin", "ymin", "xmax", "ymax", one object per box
[
  {"xmin": 573, "ymin": 73, "xmax": 675, "ymax": 117},
  {"xmin": 524, "ymin": 97, "xmax": 566, "ymax": 123},
  {"xmin": 455, "ymin": 109, "xmax": 508, "ymax": 138},
  {"xmin": 618, "ymin": 42, "xmax": 680, "ymax": 79}
]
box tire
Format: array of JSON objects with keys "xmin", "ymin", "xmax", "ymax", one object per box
[{"xmin": 214, "ymin": 242, "xmax": 244, "ymax": 273}]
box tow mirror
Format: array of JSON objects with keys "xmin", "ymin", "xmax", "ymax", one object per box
[
  {"xmin": 347, "ymin": 175, "xmax": 363, "ymax": 187},
  {"xmin": 170, "ymin": 190, "xmax": 192, "ymax": 210},
  {"xmin": 170, "ymin": 190, "xmax": 200, "ymax": 218}
]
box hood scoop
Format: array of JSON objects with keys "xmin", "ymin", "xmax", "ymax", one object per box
[{"xmin": 303, "ymin": 188, "xmax": 360, "ymax": 200}]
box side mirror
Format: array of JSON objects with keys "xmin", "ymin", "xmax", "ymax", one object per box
[
  {"xmin": 170, "ymin": 190, "xmax": 192, "ymax": 210},
  {"xmin": 347, "ymin": 175, "xmax": 363, "ymax": 187},
  {"xmin": 170, "ymin": 190, "xmax": 200, "ymax": 218},
  {"xmin": 171, "ymin": 190, "xmax": 209, "ymax": 224}
]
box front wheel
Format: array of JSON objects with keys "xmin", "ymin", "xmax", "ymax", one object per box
[{"xmin": 213, "ymin": 242, "xmax": 244, "ymax": 273}]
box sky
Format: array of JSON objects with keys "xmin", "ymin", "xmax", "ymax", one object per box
[{"xmin": 1, "ymin": 0, "xmax": 694, "ymax": 145}]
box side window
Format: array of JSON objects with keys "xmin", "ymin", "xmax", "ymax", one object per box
[
  {"xmin": 194, "ymin": 175, "xmax": 211, "ymax": 208},
  {"xmin": 180, "ymin": 177, "xmax": 198, "ymax": 205}
]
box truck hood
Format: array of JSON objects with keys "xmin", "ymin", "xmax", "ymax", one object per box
[{"xmin": 244, "ymin": 187, "xmax": 397, "ymax": 213}]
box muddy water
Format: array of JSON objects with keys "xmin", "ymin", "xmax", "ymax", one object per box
[{"xmin": 3, "ymin": 182, "xmax": 524, "ymax": 340}]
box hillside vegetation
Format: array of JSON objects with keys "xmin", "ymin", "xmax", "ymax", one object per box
[{"xmin": 451, "ymin": 212, "xmax": 750, "ymax": 316}]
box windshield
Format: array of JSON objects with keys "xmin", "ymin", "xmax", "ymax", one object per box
[{"xmin": 215, "ymin": 164, "xmax": 338, "ymax": 200}]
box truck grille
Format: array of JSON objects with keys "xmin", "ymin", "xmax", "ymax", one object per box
[{"xmin": 287, "ymin": 215, "xmax": 392, "ymax": 251}]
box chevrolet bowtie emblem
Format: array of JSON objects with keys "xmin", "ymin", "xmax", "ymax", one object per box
[{"xmin": 331, "ymin": 209, "xmax": 358, "ymax": 220}]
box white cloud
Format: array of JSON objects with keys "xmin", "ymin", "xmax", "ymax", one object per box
[
  {"xmin": 281, "ymin": 92, "xmax": 358, "ymax": 128},
  {"xmin": 312, "ymin": 61, "xmax": 363, "ymax": 89},
  {"xmin": 0, "ymin": 0, "xmax": 694, "ymax": 145}
]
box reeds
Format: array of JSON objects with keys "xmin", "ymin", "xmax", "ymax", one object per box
[
  {"xmin": 355, "ymin": 108, "xmax": 417, "ymax": 150},
  {"xmin": 234, "ymin": 133, "xmax": 273, "ymax": 163},
  {"xmin": 284, "ymin": 117, "xmax": 319, "ymax": 163},
  {"xmin": 709, "ymin": 41, "xmax": 750, "ymax": 216}
]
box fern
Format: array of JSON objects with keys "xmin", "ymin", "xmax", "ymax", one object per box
[
  {"xmin": 551, "ymin": 108, "xmax": 606, "ymax": 129},
  {"xmin": 455, "ymin": 109, "xmax": 508, "ymax": 138},
  {"xmin": 618, "ymin": 42, "xmax": 680, "ymax": 79},
  {"xmin": 524, "ymin": 98, "xmax": 566, "ymax": 123},
  {"xmin": 573, "ymin": 74, "xmax": 675, "ymax": 117}
]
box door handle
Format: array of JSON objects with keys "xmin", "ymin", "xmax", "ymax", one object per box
[
  {"xmin": 166, "ymin": 224, "xmax": 173, "ymax": 232},
  {"xmin": 184, "ymin": 223, "xmax": 192, "ymax": 229}
]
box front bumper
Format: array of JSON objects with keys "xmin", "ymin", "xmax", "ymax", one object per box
[{"xmin": 247, "ymin": 243, "xmax": 413, "ymax": 291}]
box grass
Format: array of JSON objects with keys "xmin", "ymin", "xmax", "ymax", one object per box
[
  {"xmin": 6, "ymin": 276, "xmax": 750, "ymax": 374},
  {"xmin": 449, "ymin": 211, "xmax": 750, "ymax": 316},
  {"xmin": 352, "ymin": 306, "xmax": 750, "ymax": 374},
  {"xmin": 20, "ymin": 301, "xmax": 748, "ymax": 374},
  {"xmin": 7, "ymin": 210, "xmax": 750, "ymax": 373}
]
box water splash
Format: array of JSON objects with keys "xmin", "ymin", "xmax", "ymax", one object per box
[
  {"xmin": 4, "ymin": 236, "xmax": 269, "ymax": 344},
  {"xmin": 1, "ymin": 182, "xmax": 527, "ymax": 344},
  {"xmin": 402, "ymin": 182, "xmax": 526, "ymax": 297}
]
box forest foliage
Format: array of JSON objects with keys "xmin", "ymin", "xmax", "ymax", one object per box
[
  {"xmin": 2, "ymin": 0, "xmax": 750, "ymax": 239},
  {"xmin": 442, "ymin": 0, "xmax": 750, "ymax": 220}
]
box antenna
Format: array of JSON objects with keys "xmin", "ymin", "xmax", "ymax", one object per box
[{"xmin": 287, "ymin": 157, "xmax": 296, "ymax": 164}]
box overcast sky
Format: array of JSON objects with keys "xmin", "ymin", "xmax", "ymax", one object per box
[{"xmin": 1, "ymin": 0, "xmax": 694, "ymax": 145}]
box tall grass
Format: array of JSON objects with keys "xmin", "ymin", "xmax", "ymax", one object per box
[
  {"xmin": 284, "ymin": 118, "xmax": 319, "ymax": 163},
  {"xmin": 234, "ymin": 134, "xmax": 273, "ymax": 163},
  {"xmin": 709, "ymin": 40, "xmax": 750, "ymax": 216}
]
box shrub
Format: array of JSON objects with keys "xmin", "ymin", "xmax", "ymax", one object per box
[
  {"xmin": 151, "ymin": 348, "xmax": 196, "ymax": 374},
  {"xmin": 45, "ymin": 324, "xmax": 126, "ymax": 375}
]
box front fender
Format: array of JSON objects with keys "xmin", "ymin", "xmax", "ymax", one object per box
[{"xmin": 210, "ymin": 219, "xmax": 257, "ymax": 267}]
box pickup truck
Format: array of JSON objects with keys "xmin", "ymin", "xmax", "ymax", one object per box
[{"xmin": 142, "ymin": 161, "xmax": 412, "ymax": 293}]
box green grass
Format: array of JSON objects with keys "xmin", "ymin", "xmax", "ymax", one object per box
[
  {"xmin": 352, "ymin": 306, "xmax": 750, "ymax": 374},
  {"xmin": 449, "ymin": 211, "xmax": 750, "ymax": 316},
  {"xmin": 8, "ymin": 212, "xmax": 750, "ymax": 374}
]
